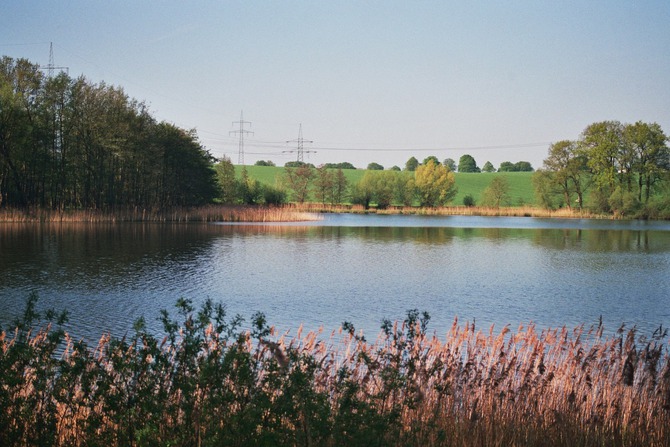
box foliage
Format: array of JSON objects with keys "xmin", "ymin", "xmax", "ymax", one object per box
[
  {"xmin": 332, "ymin": 169, "xmax": 349, "ymax": 205},
  {"xmin": 215, "ymin": 159, "xmax": 287, "ymax": 206},
  {"xmin": 462, "ymin": 194, "xmax": 476, "ymax": 207},
  {"xmin": 2, "ymin": 295, "xmax": 670, "ymax": 447},
  {"xmin": 481, "ymin": 176, "xmax": 511, "ymax": 208},
  {"xmin": 214, "ymin": 156, "xmax": 238, "ymax": 204},
  {"xmin": 323, "ymin": 162, "xmax": 356, "ymax": 170},
  {"xmin": 422, "ymin": 155, "xmax": 440, "ymax": 166},
  {"xmin": 312, "ymin": 165, "xmax": 349, "ymax": 206},
  {"xmin": 443, "ymin": 158, "xmax": 457, "ymax": 172},
  {"xmin": 457, "ymin": 154, "xmax": 480, "ymax": 173},
  {"xmin": 367, "ymin": 162, "xmax": 384, "ymax": 171},
  {"xmin": 350, "ymin": 170, "xmax": 411, "ymax": 209},
  {"xmin": 283, "ymin": 165, "xmax": 314, "ymax": 203},
  {"xmin": 258, "ymin": 182, "xmax": 286, "ymax": 206},
  {"xmin": 536, "ymin": 121, "xmax": 670, "ymax": 214},
  {"xmin": 539, "ymin": 140, "xmax": 589, "ymax": 210},
  {"xmin": 389, "ymin": 165, "xmax": 401, "ymax": 171},
  {"xmin": 284, "ymin": 161, "xmax": 315, "ymax": 168},
  {"xmin": 623, "ymin": 121, "xmax": 669, "ymax": 203},
  {"xmin": 312, "ymin": 165, "xmax": 333, "ymax": 205},
  {"xmin": 254, "ymin": 159, "xmax": 276, "ymax": 167},
  {"xmin": 640, "ymin": 181, "xmax": 670, "ymax": 219},
  {"xmin": 371, "ymin": 171, "xmax": 396, "ymax": 209},
  {"xmin": 239, "ymin": 165, "xmax": 538, "ymax": 208},
  {"xmin": 499, "ymin": 161, "xmax": 534, "ymax": 172},
  {"xmin": 580, "ymin": 121, "xmax": 625, "ymax": 200},
  {"xmin": 405, "ymin": 156, "xmax": 419, "ymax": 172},
  {"xmin": 482, "ymin": 161, "xmax": 496, "ymax": 172},
  {"xmin": 392, "ymin": 172, "xmax": 416, "ymax": 206},
  {"xmin": 350, "ymin": 172, "xmax": 377, "ymax": 209},
  {"xmin": 532, "ymin": 169, "xmax": 564, "ymax": 210},
  {"xmin": 414, "ymin": 160, "xmax": 457, "ymax": 206},
  {"xmin": 237, "ymin": 167, "xmax": 264, "ymax": 204},
  {"xmin": 0, "ymin": 56, "xmax": 219, "ymax": 210}
]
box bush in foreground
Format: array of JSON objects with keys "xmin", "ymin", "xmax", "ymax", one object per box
[{"xmin": 1, "ymin": 295, "xmax": 669, "ymax": 446}]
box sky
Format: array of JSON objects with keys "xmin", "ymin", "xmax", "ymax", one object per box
[{"xmin": 2, "ymin": 1, "xmax": 669, "ymax": 170}]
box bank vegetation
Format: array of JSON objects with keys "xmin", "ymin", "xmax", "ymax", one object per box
[{"xmin": 1, "ymin": 296, "xmax": 669, "ymax": 446}]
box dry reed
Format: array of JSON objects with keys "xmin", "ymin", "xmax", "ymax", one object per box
[
  {"xmin": 0, "ymin": 205, "xmax": 322, "ymax": 223},
  {"xmin": 2, "ymin": 311, "xmax": 668, "ymax": 446},
  {"xmin": 0, "ymin": 204, "xmax": 620, "ymax": 223},
  {"xmin": 285, "ymin": 203, "xmax": 609, "ymax": 219}
]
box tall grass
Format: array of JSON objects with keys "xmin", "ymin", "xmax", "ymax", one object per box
[
  {"xmin": 0, "ymin": 205, "xmax": 322, "ymax": 223},
  {"xmin": 2, "ymin": 295, "xmax": 668, "ymax": 446},
  {"xmin": 0, "ymin": 203, "xmax": 618, "ymax": 222},
  {"xmin": 289, "ymin": 203, "xmax": 606, "ymax": 219}
]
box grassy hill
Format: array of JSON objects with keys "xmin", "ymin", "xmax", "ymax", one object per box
[{"xmin": 236, "ymin": 165, "xmax": 536, "ymax": 206}]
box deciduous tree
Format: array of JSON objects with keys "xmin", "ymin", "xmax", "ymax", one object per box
[
  {"xmin": 481, "ymin": 176, "xmax": 510, "ymax": 208},
  {"xmin": 215, "ymin": 156, "xmax": 237, "ymax": 204},
  {"xmin": 283, "ymin": 164, "xmax": 313, "ymax": 203},
  {"xmin": 313, "ymin": 165, "xmax": 334, "ymax": 205},
  {"xmin": 332, "ymin": 168, "xmax": 348, "ymax": 204},
  {"xmin": 540, "ymin": 140, "xmax": 588, "ymax": 209},
  {"xmin": 623, "ymin": 121, "xmax": 669, "ymax": 203},
  {"xmin": 457, "ymin": 154, "xmax": 480, "ymax": 173},
  {"xmin": 414, "ymin": 160, "xmax": 457, "ymax": 206},
  {"xmin": 405, "ymin": 156, "xmax": 419, "ymax": 172},
  {"xmin": 443, "ymin": 158, "xmax": 457, "ymax": 172}
]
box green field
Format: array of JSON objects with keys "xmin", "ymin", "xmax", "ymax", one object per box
[{"xmin": 236, "ymin": 165, "xmax": 536, "ymax": 206}]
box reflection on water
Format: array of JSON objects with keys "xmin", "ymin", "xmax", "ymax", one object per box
[{"xmin": 1, "ymin": 216, "xmax": 669, "ymax": 342}]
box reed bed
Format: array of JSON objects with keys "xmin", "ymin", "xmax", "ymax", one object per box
[
  {"xmin": 0, "ymin": 205, "xmax": 322, "ymax": 223},
  {"xmin": 287, "ymin": 203, "xmax": 606, "ymax": 219},
  {"xmin": 1, "ymin": 296, "xmax": 668, "ymax": 446}
]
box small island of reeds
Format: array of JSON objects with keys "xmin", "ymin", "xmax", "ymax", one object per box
[{"xmin": 1, "ymin": 295, "xmax": 668, "ymax": 446}]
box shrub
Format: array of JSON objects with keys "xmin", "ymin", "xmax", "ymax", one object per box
[{"xmin": 463, "ymin": 194, "xmax": 476, "ymax": 207}]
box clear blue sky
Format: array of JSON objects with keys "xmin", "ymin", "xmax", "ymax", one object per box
[{"xmin": 2, "ymin": 1, "xmax": 669, "ymax": 169}]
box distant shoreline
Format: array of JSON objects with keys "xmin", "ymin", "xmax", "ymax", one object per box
[{"xmin": 0, "ymin": 203, "xmax": 632, "ymax": 223}]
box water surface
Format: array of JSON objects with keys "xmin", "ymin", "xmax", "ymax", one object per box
[{"xmin": 1, "ymin": 214, "xmax": 669, "ymax": 341}]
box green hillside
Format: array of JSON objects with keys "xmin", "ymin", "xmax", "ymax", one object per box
[
  {"xmin": 453, "ymin": 172, "xmax": 535, "ymax": 206},
  {"xmin": 236, "ymin": 165, "xmax": 536, "ymax": 206}
]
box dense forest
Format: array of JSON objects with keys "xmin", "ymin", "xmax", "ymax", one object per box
[{"xmin": 0, "ymin": 56, "xmax": 219, "ymax": 210}]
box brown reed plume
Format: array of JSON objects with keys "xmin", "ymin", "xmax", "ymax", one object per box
[{"xmin": 1, "ymin": 298, "xmax": 668, "ymax": 446}]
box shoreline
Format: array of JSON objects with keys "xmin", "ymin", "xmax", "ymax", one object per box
[{"xmin": 0, "ymin": 203, "xmax": 625, "ymax": 223}]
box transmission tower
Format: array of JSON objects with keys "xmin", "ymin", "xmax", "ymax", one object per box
[
  {"xmin": 230, "ymin": 111, "xmax": 253, "ymax": 165},
  {"xmin": 284, "ymin": 124, "xmax": 315, "ymax": 163},
  {"xmin": 39, "ymin": 42, "xmax": 69, "ymax": 77}
]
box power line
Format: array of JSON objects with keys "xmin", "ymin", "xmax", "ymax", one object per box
[
  {"xmin": 38, "ymin": 42, "xmax": 68, "ymax": 77},
  {"xmin": 283, "ymin": 124, "xmax": 315, "ymax": 163},
  {"xmin": 229, "ymin": 111, "xmax": 253, "ymax": 165},
  {"xmin": 302, "ymin": 142, "xmax": 551, "ymax": 152},
  {"xmin": 203, "ymin": 138, "xmax": 551, "ymax": 152}
]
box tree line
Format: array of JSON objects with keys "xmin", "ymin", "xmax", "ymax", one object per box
[
  {"xmin": 4, "ymin": 56, "xmax": 666, "ymax": 216},
  {"xmin": 403, "ymin": 155, "xmax": 534, "ymax": 173},
  {"xmin": 0, "ymin": 56, "xmax": 219, "ymax": 210},
  {"xmin": 217, "ymin": 158, "xmax": 460, "ymax": 209},
  {"xmin": 533, "ymin": 120, "xmax": 669, "ymax": 217},
  {"xmin": 327, "ymin": 155, "xmax": 534, "ymax": 173}
]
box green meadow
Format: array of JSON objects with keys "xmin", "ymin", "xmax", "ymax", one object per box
[{"xmin": 236, "ymin": 165, "xmax": 536, "ymax": 206}]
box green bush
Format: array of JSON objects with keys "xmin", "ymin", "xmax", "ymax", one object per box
[{"xmin": 463, "ymin": 194, "xmax": 476, "ymax": 207}]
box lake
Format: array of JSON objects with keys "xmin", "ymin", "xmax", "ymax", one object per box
[{"xmin": 1, "ymin": 214, "xmax": 669, "ymax": 342}]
